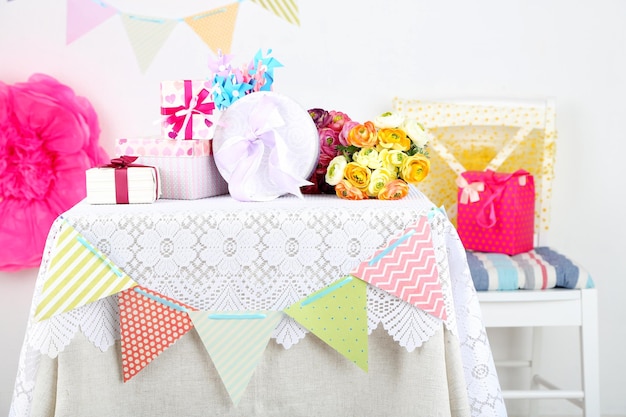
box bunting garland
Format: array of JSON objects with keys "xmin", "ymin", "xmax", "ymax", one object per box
[
  {"xmin": 119, "ymin": 286, "xmax": 196, "ymax": 382},
  {"xmin": 189, "ymin": 311, "xmax": 283, "ymax": 405},
  {"xmin": 34, "ymin": 221, "xmax": 136, "ymax": 321},
  {"xmin": 36, "ymin": 217, "xmax": 445, "ymax": 404},
  {"xmin": 285, "ymin": 276, "xmax": 369, "ymax": 371},
  {"xmin": 351, "ymin": 217, "xmax": 447, "ymax": 321},
  {"xmin": 64, "ymin": 0, "xmax": 300, "ymax": 73}
]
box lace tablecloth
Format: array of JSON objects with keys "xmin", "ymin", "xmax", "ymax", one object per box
[{"xmin": 10, "ymin": 188, "xmax": 507, "ymax": 417}]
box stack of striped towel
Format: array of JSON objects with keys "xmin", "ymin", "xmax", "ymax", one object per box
[{"xmin": 466, "ymin": 247, "xmax": 595, "ymax": 291}]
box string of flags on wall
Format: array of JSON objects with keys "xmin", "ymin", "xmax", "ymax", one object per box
[
  {"xmin": 35, "ymin": 216, "xmax": 445, "ymax": 405},
  {"xmin": 62, "ymin": 0, "xmax": 299, "ymax": 72}
]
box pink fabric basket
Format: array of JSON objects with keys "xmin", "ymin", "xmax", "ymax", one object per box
[{"xmin": 457, "ymin": 169, "xmax": 535, "ymax": 255}]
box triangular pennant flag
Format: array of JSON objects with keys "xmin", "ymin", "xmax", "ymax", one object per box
[
  {"xmin": 285, "ymin": 277, "xmax": 368, "ymax": 371},
  {"xmin": 184, "ymin": 3, "xmax": 239, "ymax": 54},
  {"xmin": 119, "ymin": 286, "xmax": 195, "ymax": 382},
  {"xmin": 119, "ymin": 13, "xmax": 178, "ymax": 73},
  {"xmin": 250, "ymin": 0, "xmax": 300, "ymax": 26},
  {"xmin": 189, "ymin": 310, "xmax": 283, "ymax": 405},
  {"xmin": 35, "ymin": 222, "xmax": 137, "ymax": 321},
  {"xmin": 351, "ymin": 217, "xmax": 447, "ymax": 321},
  {"xmin": 66, "ymin": 0, "xmax": 118, "ymax": 44}
]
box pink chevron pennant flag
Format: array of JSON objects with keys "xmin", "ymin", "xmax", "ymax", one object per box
[
  {"xmin": 34, "ymin": 221, "xmax": 137, "ymax": 321},
  {"xmin": 66, "ymin": 0, "xmax": 118, "ymax": 44},
  {"xmin": 120, "ymin": 13, "xmax": 178, "ymax": 73},
  {"xmin": 351, "ymin": 217, "xmax": 447, "ymax": 321},
  {"xmin": 189, "ymin": 311, "xmax": 283, "ymax": 405},
  {"xmin": 119, "ymin": 286, "xmax": 195, "ymax": 382},
  {"xmin": 285, "ymin": 276, "xmax": 368, "ymax": 371}
]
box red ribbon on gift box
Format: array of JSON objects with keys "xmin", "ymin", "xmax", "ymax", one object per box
[
  {"xmin": 161, "ymin": 80, "xmax": 216, "ymax": 140},
  {"xmin": 103, "ymin": 156, "xmax": 160, "ymax": 204}
]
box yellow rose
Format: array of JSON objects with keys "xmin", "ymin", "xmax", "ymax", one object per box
[
  {"xmin": 377, "ymin": 128, "xmax": 411, "ymax": 151},
  {"xmin": 377, "ymin": 149, "xmax": 398, "ymax": 173},
  {"xmin": 335, "ymin": 179, "xmax": 366, "ymax": 200},
  {"xmin": 400, "ymin": 154, "xmax": 430, "ymax": 184},
  {"xmin": 378, "ymin": 179, "xmax": 409, "ymax": 200},
  {"xmin": 367, "ymin": 168, "xmax": 394, "ymax": 197},
  {"xmin": 344, "ymin": 162, "xmax": 371, "ymax": 190},
  {"xmin": 353, "ymin": 148, "xmax": 382, "ymax": 170}
]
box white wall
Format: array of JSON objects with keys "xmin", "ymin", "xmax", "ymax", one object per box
[{"xmin": 1, "ymin": 0, "xmax": 625, "ymax": 416}]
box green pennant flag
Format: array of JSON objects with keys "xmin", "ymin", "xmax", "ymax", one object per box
[
  {"xmin": 285, "ymin": 276, "xmax": 368, "ymax": 371},
  {"xmin": 120, "ymin": 13, "xmax": 178, "ymax": 73},
  {"xmin": 189, "ymin": 310, "xmax": 283, "ymax": 405}
]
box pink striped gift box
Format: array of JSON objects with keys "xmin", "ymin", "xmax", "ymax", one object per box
[{"xmin": 115, "ymin": 137, "xmax": 228, "ymax": 200}]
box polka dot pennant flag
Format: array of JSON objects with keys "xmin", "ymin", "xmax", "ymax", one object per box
[
  {"xmin": 188, "ymin": 311, "xmax": 284, "ymax": 405},
  {"xmin": 351, "ymin": 217, "xmax": 447, "ymax": 321},
  {"xmin": 35, "ymin": 221, "xmax": 137, "ymax": 321},
  {"xmin": 119, "ymin": 285, "xmax": 195, "ymax": 382},
  {"xmin": 285, "ymin": 276, "xmax": 368, "ymax": 371},
  {"xmin": 184, "ymin": 3, "xmax": 240, "ymax": 55}
]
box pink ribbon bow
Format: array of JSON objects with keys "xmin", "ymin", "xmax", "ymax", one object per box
[
  {"xmin": 456, "ymin": 175, "xmax": 485, "ymax": 204},
  {"xmin": 214, "ymin": 96, "xmax": 312, "ymax": 202},
  {"xmin": 467, "ymin": 169, "xmax": 530, "ymax": 229},
  {"xmin": 161, "ymin": 80, "xmax": 216, "ymax": 140}
]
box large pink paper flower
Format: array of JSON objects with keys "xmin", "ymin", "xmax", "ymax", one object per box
[{"xmin": 0, "ymin": 74, "xmax": 109, "ymax": 271}]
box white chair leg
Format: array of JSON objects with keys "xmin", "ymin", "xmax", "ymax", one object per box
[
  {"xmin": 529, "ymin": 326, "xmax": 542, "ymax": 417},
  {"xmin": 580, "ymin": 289, "xmax": 600, "ymax": 417}
]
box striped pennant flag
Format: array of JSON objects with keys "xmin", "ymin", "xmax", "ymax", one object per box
[
  {"xmin": 285, "ymin": 276, "xmax": 368, "ymax": 371},
  {"xmin": 189, "ymin": 311, "xmax": 283, "ymax": 405},
  {"xmin": 351, "ymin": 217, "xmax": 447, "ymax": 321},
  {"xmin": 35, "ymin": 222, "xmax": 137, "ymax": 321},
  {"xmin": 250, "ymin": 0, "xmax": 300, "ymax": 26},
  {"xmin": 119, "ymin": 13, "xmax": 178, "ymax": 73}
]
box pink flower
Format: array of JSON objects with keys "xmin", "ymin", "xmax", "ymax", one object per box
[
  {"xmin": 327, "ymin": 111, "xmax": 350, "ymax": 133},
  {"xmin": 338, "ymin": 120, "xmax": 359, "ymax": 146},
  {"xmin": 0, "ymin": 74, "xmax": 109, "ymax": 271},
  {"xmin": 319, "ymin": 127, "xmax": 340, "ymax": 157}
]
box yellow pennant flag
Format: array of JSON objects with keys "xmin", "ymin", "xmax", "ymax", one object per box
[
  {"xmin": 35, "ymin": 222, "xmax": 137, "ymax": 321},
  {"xmin": 250, "ymin": 0, "xmax": 300, "ymax": 26},
  {"xmin": 184, "ymin": 3, "xmax": 239, "ymax": 54},
  {"xmin": 285, "ymin": 276, "xmax": 368, "ymax": 371}
]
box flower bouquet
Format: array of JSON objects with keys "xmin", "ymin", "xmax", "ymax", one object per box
[{"xmin": 304, "ymin": 109, "xmax": 431, "ymax": 200}]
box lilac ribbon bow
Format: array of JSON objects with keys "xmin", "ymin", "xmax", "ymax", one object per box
[{"xmin": 215, "ymin": 97, "xmax": 312, "ymax": 201}]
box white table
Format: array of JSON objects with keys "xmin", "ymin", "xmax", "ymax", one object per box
[{"xmin": 9, "ymin": 188, "xmax": 507, "ymax": 417}]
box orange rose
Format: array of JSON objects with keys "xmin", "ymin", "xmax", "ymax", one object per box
[
  {"xmin": 377, "ymin": 179, "xmax": 409, "ymax": 200},
  {"xmin": 344, "ymin": 162, "xmax": 371, "ymax": 190},
  {"xmin": 346, "ymin": 121, "xmax": 377, "ymax": 148},
  {"xmin": 400, "ymin": 154, "xmax": 430, "ymax": 184},
  {"xmin": 377, "ymin": 128, "xmax": 411, "ymax": 151},
  {"xmin": 335, "ymin": 179, "xmax": 366, "ymax": 200}
]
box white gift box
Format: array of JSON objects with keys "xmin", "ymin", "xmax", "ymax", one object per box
[
  {"xmin": 115, "ymin": 137, "xmax": 228, "ymax": 200},
  {"xmin": 85, "ymin": 166, "xmax": 161, "ymax": 205}
]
